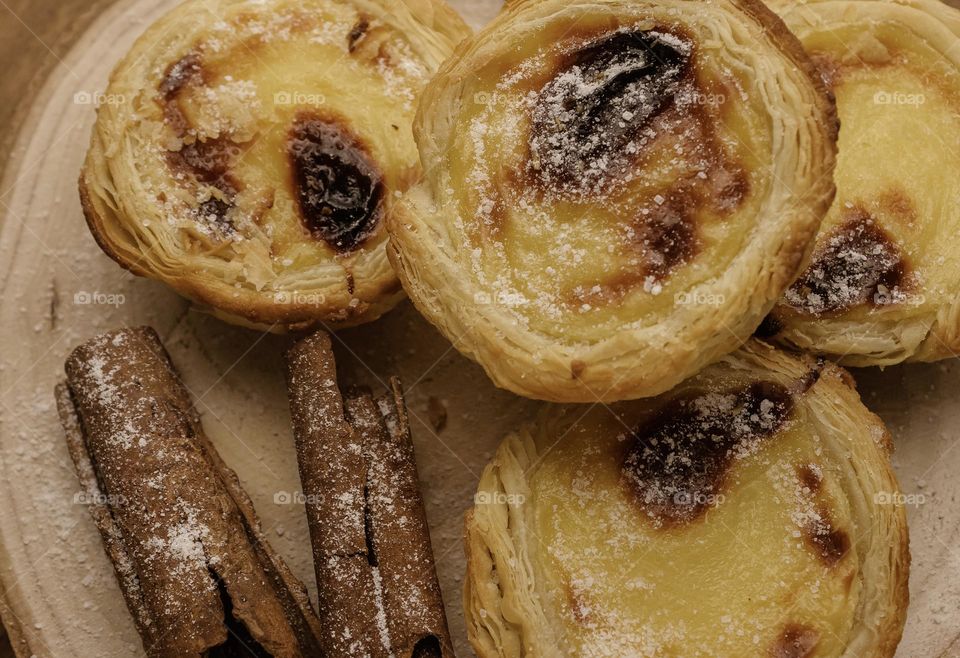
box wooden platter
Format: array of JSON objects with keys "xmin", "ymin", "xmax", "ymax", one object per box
[{"xmin": 0, "ymin": 0, "xmax": 958, "ymax": 655}]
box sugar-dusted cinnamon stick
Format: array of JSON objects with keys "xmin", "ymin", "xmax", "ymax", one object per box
[
  {"xmin": 284, "ymin": 331, "xmax": 384, "ymax": 656},
  {"xmin": 285, "ymin": 331, "xmax": 454, "ymax": 658},
  {"xmin": 346, "ymin": 381, "xmax": 454, "ymax": 658},
  {"xmin": 56, "ymin": 326, "xmax": 324, "ymax": 658}
]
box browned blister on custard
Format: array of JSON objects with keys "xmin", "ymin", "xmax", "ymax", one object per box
[
  {"xmin": 620, "ymin": 381, "xmax": 793, "ymax": 527},
  {"xmin": 165, "ymin": 138, "xmax": 243, "ymax": 193},
  {"xmin": 288, "ymin": 113, "xmax": 385, "ymax": 253},
  {"xmin": 772, "ymin": 623, "xmax": 820, "ymax": 658},
  {"xmin": 159, "ymin": 53, "xmax": 204, "ymax": 123},
  {"xmin": 785, "ymin": 208, "xmax": 908, "ymax": 315},
  {"xmin": 159, "ymin": 51, "xmax": 243, "ymax": 234},
  {"xmin": 518, "ymin": 27, "xmax": 752, "ymax": 305},
  {"xmin": 347, "ymin": 16, "xmax": 371, "ymax": 52},
  {"xmin": 527, "ymin": 29, "xmax": 693, "ymax": 196},
  {"xmin": 794, "ymin": 463, "xmax": 850, "ymax": 567}
]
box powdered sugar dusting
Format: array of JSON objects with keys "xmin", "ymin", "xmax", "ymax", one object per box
[
  {"xmin": 621, "ymin": 381, "xmax": 794, "ymax": 526},
  {"xmin": 785, "ymin": 209, "xmax": 913, "ymax": 315},
  {"xmin": 455, "ymin": 24, "xmax": 749, "ymax": 331},
  {"xmin": 126, "ymin": 2, "xmax": 432, "ymax": 291},
  {"xmin": 519, "ymin": 376, "xmax": 861, "ymax": 656},
  {"xmin": 144, "ymin": 505, "xmax": 211, "ymax": 578}
]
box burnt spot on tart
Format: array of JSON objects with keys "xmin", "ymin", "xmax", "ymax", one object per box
[
  {"xmin": 347, "ymin": 18, "xmax": 408, "ymax": 72},
  {"xmin": 634, "ymin": 195, "xmax": 700, "ymax": 281},
  {"xmin": 623, "ymin": 138, "xmax": 748, "ymax": 288},
  {"xmin": 877, "ymin": 186, "xmax": 919, "ymax": 226},
  {"xmin": 517, "ymin": 28, "xmax": 750, "ymax": 304},
  {"xmin": 806, "ymin": 507, "xmax": 850, "ymax": 566},
  {"xmin": 707, "ymin": 164, "xmax": 750, "ymax": 212},
  {"xmin": 570, "ymin": 195, "xmax": 700, "ymax": 303},
  {"xmin": 621, "ymin": 381, "xmax": 793, "ymax": 527},
  {"xmin": 794, "ymin": 464, "xmax": 851, "ymax": 567},
  {"xmin": 166, "ymin": 138, "xmax": 241, "ymax": 192},
  {"xmin": 192, "ymin": 196, "xmax": 234, "ymax": 234},
  {"xmin": 565, "ymin": 157, "xmax": 748, "ymax": 308},
  {"xmin": 796, "ymin": 359, "xmax": 826, "ymax": 395},
  {"xmin": 771, "ymin": 624, "xmax": 820, "ymax": 658},
  {"xmin": 160, "ymin": 52, "xmax": 203, "ymax": 100},
  {"xmin": 797, "ymin": 463, "xmax": 822, "ymax": 494},
  {"xmin": 287, "ymin": 112, "xmax": 384, "ymax": 252},
  {"xmin": 785, "ymin": 207, "xmax": 908, "ymax": 315},
  {"xmin": 348, "ymin": 16, "xmax": 371, "ymax": 53},
  {"xmin": 165, "ymin": 137, "xmax": 242, "ymax": 236},
  {"xmin": 631, "ymin": 162, "xmax": 746, "ymax": 279},
  {"xmin": 158, "ymin": 52, "xmax": 243, "ymax": 230},
  {"xmin": 560, "ymin": 155, "xmax": 748, "ymax": 307},
  {"xmin": 158, "ymin": 52, "xmax": 206, "ymax": 137},
  {"xmin": 528, "ymin": 29, "xmax": 693, "ymax": 196}
]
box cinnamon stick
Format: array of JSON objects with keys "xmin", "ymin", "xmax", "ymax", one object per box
[
  {"xmin": 284, "ymin": 331, "xmax": 384, "ymax": 656},
  {"xmin": 56, "ymin": 326, "xmax": 324, "ymax": 658},
  {"xmin": 285, "ymin": 331, "xmax": 454, "ymax": 658}
]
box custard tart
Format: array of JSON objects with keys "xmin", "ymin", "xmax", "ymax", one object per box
[
  {"xmin": 765, "ymin": 0, "xmax": 960, "ymax": 365},
  {"xmin": 388, "ymin": 0, "xmax": 837, "ymax": 401},
  {"xmin": 465, "ymin": 340, "xmax": 909, "ymax": 658},
  {"xmin": 80, "ymin": 0, "xmax": 469, "ymax": 330}
]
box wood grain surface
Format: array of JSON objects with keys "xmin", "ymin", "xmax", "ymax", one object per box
[
  {"xmin": 1, "ymin": 5, "xmax": 116, "ymax": 656},
  {"xmin": 0, "ymin": 0, "xmax": 115, "ymax": 187},
  {"xmin": 2, "ymin": 1, "xmax": 960, "ymax": 657}
]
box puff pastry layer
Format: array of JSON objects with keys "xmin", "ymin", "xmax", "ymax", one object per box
[
  {"xmin": 465, "ymin": 341, "xmax": 909, "ymax": 658},
  {"xmin": 765, "ymin": 0, "xmax": 960, "ymax": 365},
  {"xmin": 388, "ymin": 0, "xmax": 837, "ymax": 402},
  {"xmin": 80, "ymin": 0, "xmax": 468, "ymax": 330}
]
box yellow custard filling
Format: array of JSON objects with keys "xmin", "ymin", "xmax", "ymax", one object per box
[
  {"xmin": 444, "ymin": 10, "xmax": 774, "ymax": 341},
  {"xmin": 529, "ymin": 388, "xmax": 860, "ymax": 657}
]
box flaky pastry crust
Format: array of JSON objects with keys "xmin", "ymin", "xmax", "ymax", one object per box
[
  {"xmin": 80, "ymin": 0, "xmax": 469, "ymax": 330},
  {"xmin": 464, "ymin": 340, "xmax": 909, "ymax": 658},
  {"xmin": 388, "ymin": 0, "xmax": 837, "ymax": 401}
]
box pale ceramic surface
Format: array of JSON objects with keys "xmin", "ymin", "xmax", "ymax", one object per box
[{"xmin": 0, "ymin": 0, "xmax": 958, "ymax": 656}]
